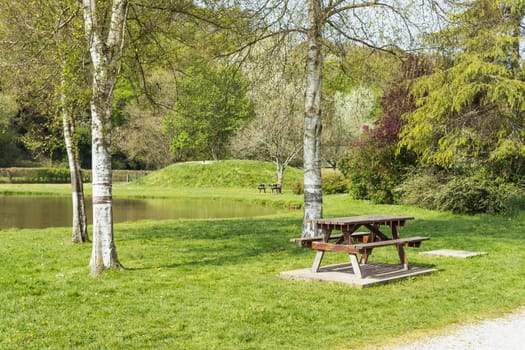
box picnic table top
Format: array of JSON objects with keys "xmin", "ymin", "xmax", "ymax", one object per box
[{"xmin": 309, "ymin": 214, "xmax": 414, "ymax": 226}]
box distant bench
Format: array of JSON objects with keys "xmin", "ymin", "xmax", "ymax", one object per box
[
  {"xmin": 257, "ymin": 183, "xmax": 281, "ymax": 193},
  {"xmin": 270, "ymin": 183, "xmax": 281, "ymax": 193}
]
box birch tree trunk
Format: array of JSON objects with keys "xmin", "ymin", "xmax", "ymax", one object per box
[
  {"xmin": 302, "ymin": 0, "xmax": 324, "ymax": 237},
  {"xmin": 61, "ymin": 77, "xmax": 89, "ymax": 243},
  {"xmin": 83, "ymin": 0, "xmax": 128, "ymax": 274},
  {"xmin": 276, "ymin": 158, "xmax": 284, "ymax": 189}
]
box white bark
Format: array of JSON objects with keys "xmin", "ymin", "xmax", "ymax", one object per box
[
  {"xmin": 61, "ymin": 78, "xmax": 88, "ymax": 243},
  {"xmin": 302, "ymin": 0, "xmax": 324, "ymax": 237},
  {"xmin": 233, "ymin": 0, "xmax": 438, "ymax": 235},
  {"xmin": 83, "ymin": 0, "xmax": 128, "ymax": 274}
]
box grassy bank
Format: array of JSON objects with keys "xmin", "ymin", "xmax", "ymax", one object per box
[
  {"xmin": 1, "ymin": 193, "xmax": 525, "ymax": 349},
  {"xmin": 0, "ymin": 160, "xmax": 306, "ymax": 209},
  {"xmin": 136, "ymin": 160, "xmax": 304, "ymax": 190}
]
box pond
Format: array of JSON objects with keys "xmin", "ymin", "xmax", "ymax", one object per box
[{"xmin": 0, "ymin": 196, "xmax": 281, "ymax": 229}]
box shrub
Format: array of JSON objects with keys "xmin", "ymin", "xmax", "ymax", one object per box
[
  {"xmin": 290, "ymin": 171, "xmax": 348, "ymax": 195},
  {"xmin": 395, "ymin": 168, "xmax": 448, "ymax": 210},
  {"xmin": 322, "ymin": 170, "xmax": 348, "ymax": 194},
  {"xmin": 397, "ymin": 168, "xmax": 525, "ymax": 215},
  {"xmin": 501, "ymin": 191, "xmax": 525, "ymax": 217},
  {"xmin": 0, "ymin": 167, "xmax": 70, "ymax": 183},
  {"xmin": 339, "ymin": 143, "xmax": 408, "ymax": 204},
  {"xmin": 291, "ymin": 180, "xmax": 304, "ymax": 195},
  {"xmin": 436, "ymin": 176, "xmax": 498, "ymax": 214}
]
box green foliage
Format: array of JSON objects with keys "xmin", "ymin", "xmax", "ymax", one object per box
[
  {"xmin": 336, "ymin": 55, "xmax": 427, "ymax": 205},
  {"xmin": 0, "ymin": 93, "xmax": 17, "ymax": 130},
  {"xmin": 437, "ymin": 175, "xmax": 523, "ymax": 215},
  {"xmin": 165, "ymin": 65, "xmax": 254, "ymax": 161},
  {"xmin": 322, "ymin": 47, "xmax": 401, "ymax": 168},
  {"xmin": 112, "ymin": 80, "xmax": 136, "ymax": 127},
  {"xmin": 321, "ymin": 170, "xmax": 348, "ymax": 194},
  {"xmin": 0, "ymin": 130, "xmax": 23, "ymax": 167},
  {"xmin": 394, "ymin": 168, "xmax": 448, "ymax": 210},
  {"xmin": 0, "ymin": 168, "xmax": 150, "ymax": 184},
  {"xmin": 396, "ymin": 168, "xmax": 525, "ymax": 215},
  {"xmin": 288, "ymin": 171, "xmax": 347, "ymax": 196},
  {"xmin": 291, "ymin": 180, "xmax": 304, "ymax": 195},
  {"xmin": 401, "ymin": 0, "xmax": 525, "ymax": 172},
  {"xmin": 339, "ymin": 140, "xmax": 412, "ymax": 204},
  {"xmin": 0, "ymin": 168, "xmax": 70, "ymax": 183},
  {"xmin": 0, "ymin": 0, "xmax": 91, "ymax": 168},
  {"xmin": 323, "ymin": 46, "xmax": 401, "ymax": 95},
  {"xmin": 501, "ymin": 191, "xmax": 525, "ymax": 217}
]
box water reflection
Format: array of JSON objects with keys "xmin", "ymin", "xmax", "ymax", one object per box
[{"xmin": 0, "ymin": 196, "xmax": 279, "ymax": 229}]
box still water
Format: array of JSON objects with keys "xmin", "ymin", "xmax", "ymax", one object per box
[{"xmin": 0, "ymin": 196, "xmax": 279, "ymax": 229}]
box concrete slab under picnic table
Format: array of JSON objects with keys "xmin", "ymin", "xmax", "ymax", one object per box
[
  {"xmin": 280, "ymin": 263, "xmax": 436, "ymax": 289},
  {"xmin": 419, "ymin": 249, "xmax": 488, "ymax": 258}
]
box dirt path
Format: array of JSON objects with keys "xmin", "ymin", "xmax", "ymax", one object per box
[{"xmin": 384, "ymin": 308, "xmax": 525, "ymax": 349}]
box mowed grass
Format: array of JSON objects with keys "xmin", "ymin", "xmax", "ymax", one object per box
[
  {"xmin": 1, "ymin": 191, "xmax": 525, "ymax": 349},
  {"xmin": 1, "ymin": 160, "xmax": 525, "ymax": 349}
]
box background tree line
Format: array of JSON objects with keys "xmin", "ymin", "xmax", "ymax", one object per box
[
  {"xmin": 0, "ymin": 0, "xmax": 523, "ymax": 202},
  {"xmin": 2, "ymin": 1, "xmax": 524, "ymax": 215}
]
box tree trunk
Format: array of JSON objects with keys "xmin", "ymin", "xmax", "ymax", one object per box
[
  {"xmin": 83, "ymin": 0, "xmax": 127, "ymax": 274},
  {"xmin": 61, "ymin": 85, "xmax": 88, "ymax": 243},
  {"xmin": 509, "ymin": 4, "xmax": 524, "ymax": 76},
  {"xmin": 302, "ymin": 0, "xmax": 324, "ymax": 237},
  {"xmin": 90, "ymin": 99, "xmax": 121, "ymax": 273},
  {"xmin": 276, "ymin": 159, "xmax": 284, "ymax": 189},
  {"xmin": 70, "ymin": 164, "xmax": 88, "ymax": 243}
]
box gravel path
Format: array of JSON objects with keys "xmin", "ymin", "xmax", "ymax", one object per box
[{"xmin": 385, "ymin": 308, "xmax": 525, "ymax": 350}]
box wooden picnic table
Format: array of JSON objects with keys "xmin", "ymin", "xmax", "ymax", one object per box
[{"xmin": 291, "ymin": 214, "xmax": 429, "ymax": 279}]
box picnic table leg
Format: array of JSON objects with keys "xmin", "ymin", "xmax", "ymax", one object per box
[
  {"xmin": 397, "ymin": 245, "xmax": 408, "ymax": 270},
  {"xmin": 360, "ymin": 251, "xmax": 370, "ymax": 264},
  {"xmin": 311, "ymin": 225, "xmax": 332, "ymax": 272},
  {"xmin": 349, "ymin": 254, "xmax": 364, "ymax": 279},
  {"xmin": 391, "ymin": 224, "xmax": 409, "ymax": 270},
  {"xmin": 311, "ymin": 250, "xmax": 324, "ymax": 273}
]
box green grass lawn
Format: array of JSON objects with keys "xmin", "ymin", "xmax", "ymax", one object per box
[
  {"xmin": 1, "ymin": 161, "xmax": 525, "ymax": 349},
  {"xmin": 1, "ymin": 191, "xmax": 525, "ymax": 349}
]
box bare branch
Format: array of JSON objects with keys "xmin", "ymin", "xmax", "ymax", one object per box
[{"xmin": 325, "ymin": 19, "xmax": 400, "ymax": 56}]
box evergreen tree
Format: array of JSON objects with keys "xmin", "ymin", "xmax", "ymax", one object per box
[{"xmin": 401, "ymin": 0, "xmax": 525, "ymax": 177}]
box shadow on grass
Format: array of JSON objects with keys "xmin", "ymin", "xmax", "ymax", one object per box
[
  {"xmin": 125, "ymin": 242, "xmax": 292, "ymax": 270},
  {"xmin": 120, "ymin": 216, "xmax": 303, "ymax": 247},
  {"xmin": 119, "ymin": 216, "xmax": 309, "ymax": 271}
]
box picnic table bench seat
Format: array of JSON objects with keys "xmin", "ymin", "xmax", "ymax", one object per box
[
  {"xmin": 290, "ymin": 232, "xmax": 371, "ymax": 248},
  {"xmin": 311, "ymin": 236, "xmax": 429, "ymax": 254}
]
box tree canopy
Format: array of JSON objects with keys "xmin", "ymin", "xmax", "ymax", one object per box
[
  {"xmin": 164, "ymin": 65, "xmax": 254, "ymax": 161},
  {"xmin": 1, "ymin": 0, "xmax": 524, "ymax": 224},
  {"xmin": 401, "ymin": 0, "xmax": 525, "ymax": 175}
]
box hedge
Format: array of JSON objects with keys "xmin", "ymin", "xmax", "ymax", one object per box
[{"xmin": 0, "ymin": 168, "xmax": 148, "ymax": 184}]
